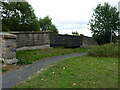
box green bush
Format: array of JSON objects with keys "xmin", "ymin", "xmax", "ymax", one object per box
[
  {"xmin": 88, "ymin": 43, "xmax": 119, "ymax": 57},
  {"xmin": 0, "ymin": 68, "xmax": 8, "ymax": 72},
  {"xmin": 17, "ymin": 59, "xmax": 32, "ymax": 65}
]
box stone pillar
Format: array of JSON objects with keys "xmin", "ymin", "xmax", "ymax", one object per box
[{"xmin": 0, "ymin": 32, "xmax": 18, "ymax": 64}]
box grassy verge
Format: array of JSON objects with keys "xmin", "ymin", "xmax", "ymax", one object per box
[
  {"xmin": 15, "ymin": 55, "xmax": 118, "ymax": 88},
  {"xmin": 16, "ymin": 48, "xmax": 90, "ymax": 65},
  {"xmin": 88, "ymin": 43, "xmax": 119, "ymax": 57}
]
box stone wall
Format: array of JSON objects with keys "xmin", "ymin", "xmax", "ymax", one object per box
[
  {"xmin": 49, "ymin": 33, "xmax": 82, "ymax": 48},
  {"xmin": 0, "ymin": 32, "xmax": 18, "ymax": 64},
  {"xmin": 0, "ymin": 32, "xmax": 98, "ymax": 64},
  {"xmin": 80, "ymin": 35, "xmax": 98, "ymax": 47},
  {"xmin": 11, "ymin": 32, "xmax": 98, "ymax": 49},
  {"xmin": 11, "ymin": 32, "xmax": 51, "ymax": 50}
]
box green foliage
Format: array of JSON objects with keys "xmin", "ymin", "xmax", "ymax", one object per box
[
  {"xmin": 39, "ymin": 16, "xmax": 58, "ymax": 33},
  {"xmin": 48, "ymin": 24, "xmax": 58, "ymax": 33},
  {"xmin": 0, "ymin": 68, "xmax": 8, "ymax": 72},
  {"xmin": 15, "ymin": 56, "xmax": 118, "ymax": 88},
  {"xmin": 1, "ymin": 0, "xmax": 39, "ymax": 31},
  {"xmin": 17, "ymin": 59, "xmax": 32, "ymax": 65},
  {"xmin": 72, "ymin": 31, "xmax": 80, "ymax": 36},
  {"xmin": 89, "ymin": 3, "xmax": 119, "ymax": 45},
  {"xmin": 88, "ymin": 43, "xmax": 118, "ymax": 57}
]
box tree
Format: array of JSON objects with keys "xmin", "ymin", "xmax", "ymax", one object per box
[
  {"xmin": 72, "ymin": 31, "xmax": 79, "ymax": 36},
  {"xmin": 48, "ymin": 24, "xmax": 58, "ymax": 33},
  {"xmin": 89, "ymin": 3, "xmax": 119, "ymax": 45},
  {"xmin": 39, "ymin": 16, "xmax": 58, "ymax": 33},
  {"xmin": 1, "ymin": 0, "xmax": 39, "ymax": 31},
  {"xmin": 64, "ymin": 33, "xmax": 69, "ymax": 35}
]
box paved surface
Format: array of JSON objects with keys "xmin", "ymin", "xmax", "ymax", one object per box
[{"xmin": 2, "ymin": 53, "xmax": 87, "ymax": 88}]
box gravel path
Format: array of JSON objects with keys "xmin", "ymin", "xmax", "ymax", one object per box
[{"xmin": 2, "ymin": 53, "xmax": 87, "ymax": 88}]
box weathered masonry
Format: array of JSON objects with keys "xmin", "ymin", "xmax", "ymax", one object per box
[
  {"xmin": 11, "ymin": 32, "xmax": 97, "ymax": 50},
  {"xmin": 49, "ymin": 33, "xmax": 82, "ymax": 48},
  {"xmin": 0, "ymin": 33, "xmax": 18, "ymax": 64},
  {"xmin": 50, "ymin": 34, "xmax": 98, "ymax": 48},
  {"xmin": 11, "ymin": 32, "xmax": 50, "ymax": 50},
  {"xmin": 0, "ymin": 32, "xmax": 98, "ymax": 64}
]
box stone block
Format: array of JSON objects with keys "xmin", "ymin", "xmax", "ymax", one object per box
[
  {"xmin": 33, "ymin": 34, "xmax": 39, "ymax": 46},
  {"xmin": 0, "ymin": 32, "xmax": 18, "ymax": 64},
  {"xmin": 28, "ymin": 34, "xmax": 34, "ymax": 46}
]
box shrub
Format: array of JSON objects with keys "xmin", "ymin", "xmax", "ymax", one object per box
[
  {"xmin": 0, "ymin": 68, "xmax": 8, "ymax": 72},
  {"xmin": 17, "ymin": 59, "xmax": 32, "ymax": 65},
  {"xmin": 88, "ymin": 43, "xmax": 119, "ymax": 57}
]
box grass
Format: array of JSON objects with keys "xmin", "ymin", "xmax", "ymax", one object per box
[
  {"xmin": 16, "ymin": 47, "xmax": 90, "ymax": 65},
  {"xmin": 0, "ymin": 68, "xmax": 8, "ymax": 72},
  {"xmin": 15, "ymin": 55, "xmax": 118, "ymax": 88},
  {"xmin": 15, "ymin": 44, "xmax": 118, "ymax": 88},
  {"xmin": 88, "ymin": 43, "xmax": 119, "ymax": 57}
]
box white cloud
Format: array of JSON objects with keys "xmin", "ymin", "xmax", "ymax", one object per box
[{"xmin": 27, "ymin": 0, "xmax": 119, "ymax": 37}]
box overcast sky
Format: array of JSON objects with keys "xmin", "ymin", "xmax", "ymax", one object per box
[{"xmin": 27, "ymin": 0, "xmax": 119, "ymax": 37}]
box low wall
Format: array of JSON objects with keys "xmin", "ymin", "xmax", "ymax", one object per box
[
  {"xmin": 81, "ymin": 35, "xmax": 98, "ymax": 47},
  {"xmin": 49, "ymin": 33, "xmax": 82, "ymax": 48},
  {"xmin": 0, "ymin": 32, "xmax": 18, "ymax": 64},
  {"xmin": 11, "ymin": 32, "xmax": 98, "ymax": 49},
  {"xmin": 11, "ymin": 32, "xmax": 51, "ymax": 50}
]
